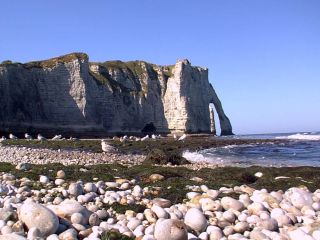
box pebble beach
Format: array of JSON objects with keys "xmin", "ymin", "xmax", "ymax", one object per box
[
  {"xmin": 0, "ymin": 145, "xmax": 144, "ymax": 166},
  {"xmin": 0, "ymin": 140, "xmax": 319, "ymax": 240}
]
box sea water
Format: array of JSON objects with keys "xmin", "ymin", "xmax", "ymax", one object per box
[{"xmin": 183, "ymin": 132, "xmax": 320, "ymax": 167}]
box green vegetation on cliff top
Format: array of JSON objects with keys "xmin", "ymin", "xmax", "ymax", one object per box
[
  {"xmin": 163, "ymin": 65, "xmax": 175, "ymax": 78},
  {"xmin": 89, "ymin": 60, "xmax": 151, "ymax": 95},
  {"xmin": 1, "ymin": 60, "xmax": 13, "ymax": 65},
  {"xmin": 0, "ymin": 53, "xmax": 88, "ymax": 68},
  {"xmin": 23, "ymin": 53, "xmax": 88, "ymax": 69},
  {"xmin": 0, "ymin": 52, "xmax": 174, "ymax": 98},
  {"xmin": 102, "ymin": 60, "xmax": 147, "ymax": 77},
  {"xmin": 100, "ymin": 60, "xmax": 174, "ymax": 78},
  {"xmin": 0, "ymin": 52, "xmax": 175, "ymax": 78}
]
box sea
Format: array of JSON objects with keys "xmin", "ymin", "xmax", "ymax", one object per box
[{"xmin": 183, "ymin": 132, "xmax": 320, "ymax": 167}]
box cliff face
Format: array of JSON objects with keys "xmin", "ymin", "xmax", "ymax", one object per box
[{"xmin": 0, "ymin": 53, "xmax": 233, "ymax": 136}]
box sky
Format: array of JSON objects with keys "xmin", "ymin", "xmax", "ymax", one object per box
[{"xmin": 1, "ymin": 0, "xmax": 319, "ymax": 134}]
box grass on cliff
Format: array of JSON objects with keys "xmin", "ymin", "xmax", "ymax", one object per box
[
  {"xmin": 23, "ymin": 53, "xmax": 88, "ymax": 69},
  {"xmin": 95, "ymin": 59, "xmax": 175, "ymax": 80},
  {"xmin": 89, "ymin": 60, "xmax": 150, "ymax": 97},
  {"xmin": 102, "ymin": 60, "xmax": 147, "ymax": 77},
  {"xmin": 88, "ymin": 70, "xmax": 114, "ymax": 90},
  {"xmin": 0, "ymin": 60, "xmax": 13, "ymax": 65},
  {"xmin": 163, "ymin": 65, "xmax": 175, "ymax": 78}
]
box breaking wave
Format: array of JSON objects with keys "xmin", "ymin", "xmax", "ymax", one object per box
[
  {"xmin": 182, "ymin": 151, "xmax": 213, "ymax": 163},
  {"xmin": 183, "ymin": 132, "xmax": 320, "ymax": 167},
  {"xmin": 275, "ymin": 133, "xmax": 320, "ymax": 141}
]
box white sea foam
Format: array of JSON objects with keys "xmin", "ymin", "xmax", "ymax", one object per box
[
  {"xmin": 183, "ymin": 151, "xmax": 231, "ymax": 165},
  {"xmin": 222, "ymin": 144, "xmax": 237, "ymax": 149},
  {"xmin": 276, "ymin": 133, "xmax": 320, "ymax": 141},
  {"xmin": 182, "ymin": 151, "xmax": 211, "ymax": 163}
]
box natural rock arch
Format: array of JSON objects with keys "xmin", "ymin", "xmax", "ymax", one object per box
[{"xmin": 208, "ymin": 84, "xmax": 233, "ymax": 136}]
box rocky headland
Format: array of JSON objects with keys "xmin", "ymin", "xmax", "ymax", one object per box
[{"xmin": 0, "ymin": 53, "xmax": 232, "ymax": 137}]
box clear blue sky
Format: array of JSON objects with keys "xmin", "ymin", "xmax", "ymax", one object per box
[{"xmin": 1, "ymin": 0, "xmax": 319, "ymax": 134}]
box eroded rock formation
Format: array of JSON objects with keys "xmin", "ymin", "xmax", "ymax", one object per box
[{"xmin": 0, "ymin": 53, "xmax": 233, "ymax": 136}]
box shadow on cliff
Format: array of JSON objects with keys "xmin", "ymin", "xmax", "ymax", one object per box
[
  {"xmin": 0, "ymin": 64, "xmax": 89, "ymax": 137},
  {"xmin": 83, "ymin": 62, "xmax": 170, "ymax": 135}
]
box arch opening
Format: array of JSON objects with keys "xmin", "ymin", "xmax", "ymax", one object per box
[{"xmin": 209, "ymin": 103, "xmax": 221, "ymax": 135}]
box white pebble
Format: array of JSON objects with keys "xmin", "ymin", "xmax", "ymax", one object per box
[{"xmin": 184, "ymin": 208, "xmax": 207, "ymax": 232}]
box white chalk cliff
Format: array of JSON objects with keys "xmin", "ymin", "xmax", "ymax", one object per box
[{"xmin": 0, "ymin": 53, "xmax": 233, "ymax": 136}]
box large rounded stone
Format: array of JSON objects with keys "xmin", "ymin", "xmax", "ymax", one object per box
[
  {"xmin": 206, "ymin": 189, "xmax": 219, "ymax": 199},
  {"xmin": 27, "ymin": 227, "xmax": 42, "ymax": 240},
  {"xmin": 18, "ymin": 200, "xmax": 59, "ymax": 237},
  {"xmin": 154, "ymin": 219, "xmax": 188, "ymax": 240},
  {"xmin": 56, "ymin": 170, "xmax": 66, "ymax": 179},
  {"xmin": 71, "ymin": 213, "xmax": 84, "ymax": 224},
  {"xmin": 151, "ymin": 205, "xmax": 168, "ymax": 219},
  {"xmin": 0, "ymin": 209, "xmax": 14, "ymax": 221},
  {"xmin": 285, "ymin": 187, "xmax": 313, "ymax": 209},
  {"xmin": 0, "ymin": 233, "xmax": 27, "ymax": 240},
  {"xmin": 1, "ymin": 226, "xmax": 12, "ymax": 235},
  {"xmin": 47, "ymin": 234, "xmax": 59, "ymax": 240},
  {"xmin": 270, "ymin": 208, "xmax": 285, "ymax": 219},
  {"xmin": 47, "ymin": 199, "xmax": 91, "ymax": 225},
  {"xmin": 184, "ymin": 208, "xmax": 207, "ymax": 232},
  {"xmin": 248, "ymin": 202, "xmax": 266, "ymax": 215},
  {"xmin": 222, "ymin": 210, "xmax": 236, "ymax": 223},
  {"xmin": 127, "ymin": 218, "xmax": 142, "ymax": 231},
  {"xmin": 200, "ymin": 198, "xmax": 220, "ymax": 212},
  {"xmin": 96, "ymin": 209, "xmax": 108, "ymax": 220},
  {"xmin": 234, "ymin": 222, "xmax": 249, "ymax": 233},
  {"xmin": 68, "ymin": 183, "xmax": 83, "ymax": 197},
  {"xmin": 221, "ymin": 197, "xmax": 244, "ymax": 211},
  {"xmin": 152, "ymin": 198, "xmax": 171, "ymax": 208},
  {"xmin": 275, "ymin": 215, "xmax": 292, "ymax": 227},
  {"xmin": 257, "ymin": 218, "xmax": 278, "ymax": 231},
  {"xmin": 288, "ymin": 228, "xmax": 314, "ymax": 240},
  {"xmin": 39, "ymin": 175, "xmax": 50, "ymax": 184},
  {"xmin": 84, "ymin": 182, "xmax": 97, "ymax": 193},
  {"xmin": 59, "ymin": 229, "xmax": 78, "ymax": 240},
  {"xmin": 249, "ymin": 230, "xmax": 269, "ymax": 240},
  {"xmin": 209, "ymin": 230, "xmax": 223, "ymax": 240},
  {"xmin": 89, "ymin": 213, "xmax": 100, "ymax": 226},
  {"xmin": 251, "ymin": 192, "xmax": 280, "ymax": 208},
  {"xmin": 149, "ymin": 174, "xmax": 165, "ymax": 182}
]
